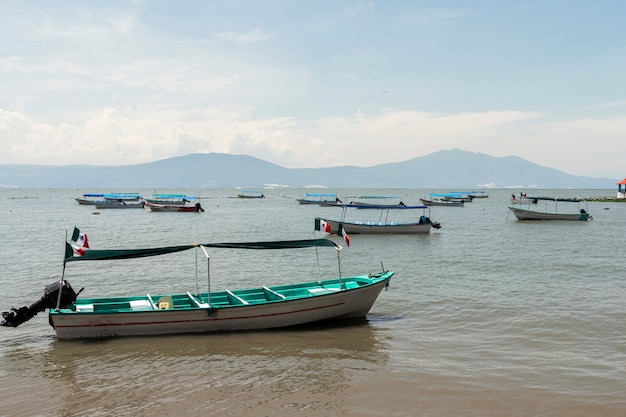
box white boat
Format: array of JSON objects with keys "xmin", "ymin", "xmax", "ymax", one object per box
[
  {"xmin": 317, "ymin": 217, "xmax": 434, "ymax": 234},
  {"xmin": 144, "ymin": 193, "xmax": 199, "ymax": 206},
  {"xmin": 430, "ymin": 192, "xmax": 473, "ymax": 202},
  {"xmin": 75, "ymin": 193, "xmax": 105, "ymax": 205},
  {"xmin": 420, "ymin": 196, "xmax": 464, "ymax": 207},
  {"xmin": 145, "ymin": 201, "xmax": 204, "ymax": 212},
  {"xmin": 297, "ymin": 193, "xmax": 342, "ymax": 205},
  {"xmin": 77, "ymin": 192, "xmax": 142, "ymax": 205},
  {"xmin": 345, "ymin": 195, "xmax": 408, "ymax": 209},
  {"xmin": 237, "ymin": 190, "xmax": 265, "ymax": 199},
  {"xmin": 315, "ymin": 204, "xmax": 441, "ymax": 235},
  {"xmin": 446, "ymin": 195, "xmax": 473, "ymax": 202},
  {"xmin": 1, "ymin": 234, "xmax": 392, "ymax": 339},
  {"xmin": 92, "ymin": 193, "xmax": 145, "ymax": 209},
  {"xmin": 93, "ymin": 200, "xmax": 145, "ymax": 209},
  {"xmin": 508, "ymin": 197, "xmax": 592, "ymax": 221}
]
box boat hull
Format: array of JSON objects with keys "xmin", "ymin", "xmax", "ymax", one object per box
[
  {"xmin": 237, "ymin": 191, "xmax": 265, "ymax": 198},
  {"xmin": 297, "ymin": 199, "xmax": 338, "ymax": 205},
  {"xmin": 148, "ymin": 206, "xmax": 201, "ymax": 212},
  {"xmin": 146, "ymin": 202, "xmax": 203, "ymax": 212},
  {"xmin": 297, "ymin": 193, "xmax": 341, "ymax": 205},
  {"xmin": 348, "ymin": 202, "xmax": 408, "ymax": 209},
  {"xmin": 508, "ymin": 207, "xmax": 590, "ymax": 221},
  {"xmin": 319, "ymin": 218, "xmax": 432, "ymax": 234},
  {"xmin": 144, "ymin": 199, "xmax": 187, "ymax": 206},
  {"xmin": 49, "ymin": 275, "xmax": 392, "ymax": 339},
  {"xmin": 75, "ymin": 198, "xmax": 102, "ymax": 205},
  {"xmin": 420, "ymin": 198, "xmax": 464, "ymax": 207},
  {"xmin": 144, "ymin": 194, "xmax": 198, "ymax": 206},
  {"xmin": 93, "ymin": 202, "xmax": 145, "ymax": 209}
]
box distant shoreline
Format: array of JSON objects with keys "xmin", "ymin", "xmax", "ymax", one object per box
[{"xmin": 583, "ymin": 196, "xmax": 626, "ymax": 202}]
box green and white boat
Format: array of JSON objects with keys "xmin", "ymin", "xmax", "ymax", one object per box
[{"xmin": 1, "ymin": 235, "xmax": 393, "ymax": 339}]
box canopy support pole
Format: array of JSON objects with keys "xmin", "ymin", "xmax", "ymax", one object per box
[
  {"xmin": 336, "ymin": 247, "xmax": 344, "ymax": 289},
  {"xmin": 200, "ymin": 245, "xmax": 211, "ymax": 306},
  {"xmin": 194, "ymin": 247, "xmax": 200, "ymax": 295},
  {"xmin": 315, "ymin": 246, "xmax": 321, "ymax": 284}
]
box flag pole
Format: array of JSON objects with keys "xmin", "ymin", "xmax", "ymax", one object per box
[
  {"xmin": 56, "ymin": 231, "xmax": 69, "ymax": 310},
  {"xmin": 56, "ymin": 262, "xmax": 68, "ymax": 310}
]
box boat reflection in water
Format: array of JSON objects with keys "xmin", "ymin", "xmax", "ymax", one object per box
[{"xmin": 17, "ymin": 319, "xmax": 390, "ymax": 416}]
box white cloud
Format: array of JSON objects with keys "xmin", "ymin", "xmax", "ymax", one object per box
[
  {"xmin": 4, "ymin": 105, "xmax": 624, "ymax": 179},
  {"xmin": 515, "ymin": 116, "xmax": 626, "ymax": 178}
]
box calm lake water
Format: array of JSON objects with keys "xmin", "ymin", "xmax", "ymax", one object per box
[{"xmin": 0, "ymin": 188, "xmax": 624, "ymax": 417}]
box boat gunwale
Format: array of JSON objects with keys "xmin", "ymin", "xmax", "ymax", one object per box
[
  {"xmin": 51, "ymin": 274, "xmax": 392, "ymax": 316},
  {"xmin": 508, "ymin": 206, "xmax": 590, "ymax": 221}
]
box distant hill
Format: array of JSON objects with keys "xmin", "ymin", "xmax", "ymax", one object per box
[{"xmin": 0, "ymin": 149, "xmax": 614, "ymax": 189}]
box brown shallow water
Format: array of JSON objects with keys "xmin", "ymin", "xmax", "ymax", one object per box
[{"xmin": 3, "ymin": 324, "xmax": 623, "ymax": 417}]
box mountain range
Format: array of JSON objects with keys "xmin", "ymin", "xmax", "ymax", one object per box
[{"xmin": 0, "ymin": 149, "xmax": 615, "ymax": 189}]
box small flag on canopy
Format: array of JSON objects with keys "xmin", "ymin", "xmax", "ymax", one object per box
[
  {"xmin": 71, "ymin": 244, "xmax": 86, "ymax": 257},
  {"xmin": 71, "ymin": 227, "xmax": 89, "ymax": 248},
  {"xmin": 65, "ymin": 227, "xmax": 89, "ymax": 261},
  {"xmin": 64, "ymin": 242, "xmax": 86, "ymax": 260},
  {"xmin": 314, "ymin": 218, "xmax": 332, "ymax": 233},
  {"xmin": 338, "ymin": 224, "xmax": 350, "ymax": 247},
  {"xmin": 315, "ymin": 218, "xmax": 350, "ymax": 247}
]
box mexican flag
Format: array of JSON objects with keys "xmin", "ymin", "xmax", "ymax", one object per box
[
  {"xmin": 65, "ymin": 242, "xmax": 86, "ymax": 260},
  {"xmin": 339, "ymin": 224, "xmax": 350, "ymax": 247},
  {"xmin": 315, "ymin": 218, "xmax": 332, "ymax": 233},
  {"xmin": 71, "ymin": 227, "xmax": 89, "ymax": 248},
  {"xmin": 71, "ymin": 244, "xmax": 86, "ymax": 257}
]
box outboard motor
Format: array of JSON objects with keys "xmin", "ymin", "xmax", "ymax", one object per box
[
  {"xmin": 420, "ymin": 215, "xmax": 442, "ymax": 229},
  {"xmin": 1, "ymin": 280, "xmax": 80, "ymax": 328}
]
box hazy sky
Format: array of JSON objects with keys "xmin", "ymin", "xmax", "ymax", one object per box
[{"xmin": 2, "ymin": 1, "xmax": 625, "ymax": 179}]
